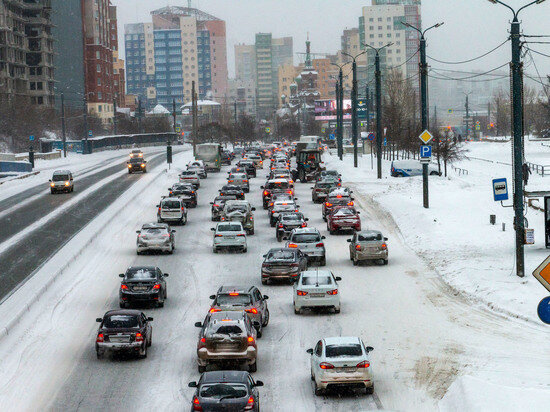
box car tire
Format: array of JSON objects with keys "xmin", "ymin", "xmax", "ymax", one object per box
[
  {"xmin": 320, "ymin": 257, "xmax": 326, "ymax": 267},
  {"xmin": 323, "ymin": 216, "xmax": 327, "ymax": 222},
  {"xmin": 261, "ymin": 278, "xmax": 268, "ymax": 285},
  {"xmin": 249, "ymin": 361, "xmax": 257, "ymax": 373},
  {"xmin": 329, "ymin": 228, "xmax": 335, "ymax": 235},
  {"xmin": 139, "ymin": 344, "xmax": 147, "ymax": 359},
  {"xmin": 334, "ymin": 307, "xmax": 341, "ymax": 314},
  {"xmin": 243, "ymin": 248, "xmax": 247, "ymax": 253},
  {"xmin": 353, "ymin": 258, "xmax": 358, "ymax": 266},
  {"xmin": 157, "ymin": 300, "xmax": 164, "ymax": 308},
  {"xmin": 366, "ymin": 385, "xmax": 374, "ymax": 395},
  {"xmin": 256, "ymin": 328, "xmax": 262, "ymax": 339},
  {"xmin": 270, "ymin": 219, "xmax": 275, "ymax": 227},
  {"xmin": 96, "ymin": 350, "xmax": 104, "ymax": 359},
  {"xmin": 349, "ymin": 252, "xmax": 353, "ymax": 261},
  {"xmin": 119, "ymin": 301, "xmax": 127, "ymax": 308},
  {"xmin": 262, "ymin": 309, "xmax": 270, "ymax": 327},
  {"xmin": 198, "ymin": 365, "xmax": 206, "ymax": 373},
  {"xmin": 249, "ymin": 229, "xmax": 255, "ymax": 235},
  {"xmin": 294, "ymin": 305, "xmax": 300, "ymax": 315},
  {"xmin": 276, "ymin": 233, "xmax": 282, "ymax": 242},
  {"xmin": 314, "ymin": 385, "xmax": 324, "ymax": 396},
  {"xmin": 137, "ymin": 250, "xmax": 142, "ymax": 255},
  {"xmin": 213, "ymin": 247, "xmax": 218, "ymax": 254},
  {"xmin": 50, "ymin": 189, "xmax": 55, "ymax": 194},
  {"xmin": 384, "ymin": 259, "xmax": 389, "ymax": 265}
]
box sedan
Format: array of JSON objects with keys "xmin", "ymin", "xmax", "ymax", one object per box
[
  {"xmin": 276, "ymin": 212, "xmax": 308, "ymax": 242},
  {"xmin": 212, "ymin": 222, "xmax": 247, "ymax": 253},
  {"xmin": 188, "ymin": 371, "xmax": 264, "ymax": 412},
  {"xmin": 269, "ymin": 201, "xmax": 299, "ymax": 227},
  {"xmin": 179, "ymin": 171, "xmax": 201, "ymax": 188},
  {"xmin": 220, "ymin": 184, "xmax": 245, "ymax": 200},
  {"xmin": 228, "ymin": 172, "xmax": 250, "ymax": 193},
  {"xmin": 119, "ymin": 266, "xmax": 169, "ymax": 308},
  {"xmin": 95, "ymin": 310, "xmax": 152, "ymax": 359},
  {"xmin": 136, "ymin": 223, "xmax": 175, "ymax": 255},
  {"xmin": 169, "ymin": 183, "xmax": 197, "ymax": 208},
  {"xmin": 348, "ymin": 230, "xmax": 389, "ymax": 265},
  {"xmin": 210, "ymin": 195, "xmax": 236, "ymax": 221},
  {"xmin": 261, "ymin": 247, "xmax": 308, "ymax": 284},
  {"xmin": 307, "ymin": 337, "xmax": 374, "ymax": 395},
  {"xmin": 293, "ymin": 270, "xmax": 341, "ymax": 314},
  {"xmin": 327, "ymin": 207, "xmax": 361, "ymax": 234}
]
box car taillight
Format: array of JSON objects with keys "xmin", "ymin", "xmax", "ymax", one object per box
[
  {"xmin": 243, "ymin": 179, "xmax": 248, "ymax": 182},
  {"xmin": 153, "ymin": 284, "xmax": 161, "ymax": 289},
  {"xmin": 181, "ymin": 207, "xmax": 185, "ymax": 211},
  {"xmin": 121, "ymin": 284, "xmax": 128, "ymax": 290},
  {"xmin": 215, "ymin": 234, "xmax": 223, "ymax": 237},
  {"xmin": 381, "ymin": 243, "xmax": 387, "ymax": 250},
  {"xmin": 245, "ymin": 308, "xmax": 258, "ymax": 314},
  {"xmin": 326, "ymin": 289, "xmax": 338, "ymax": 295},
  {"xmin": 209, "ymin": 308, "xmax": 221, "ymax": 313},
  {"xmin": 96, "ymin": 333, "xmax": 104, "ymax": 343},
  {"xmin": 221, "ymin": 217, "xmax": 226, "ymax": 221},
  {"xmin": 288, "ymin": 243, "xmax": 298, "ymax": 248},
  {"xmin": 296, "ymin": 290, "xmax": 308, "ymax": 296},
  {"xmin": 355, "ymin": 245, "xmax": 361, "ymax": 251},
  {"xmin": 301, "ymin": 222, "xmax": 307, "ymax": 227},
  {"xmin": 128, "ymin": 164, "xmax": 131, "ymax": 168},
  {"xmin": 192, "ymin": 191, "xmax": 195, "ymax": 194},
  {"xmin": 244, "ymin": 396, "xmax": 255, "ymax": 411},
  {"xmin": 241, "ymin": 193, "xmax": 244, "ymax": 196},
  {"xmin": 192, "ymin": 396, "xmax": 202, "ymax": 411},
  {"xmin": 228, "ymin": 180, "xmax": 233, "ymax": 183},
  {"xmin": 263, "ymin": 191, "xmax": 269, "ymax": 196},
  {"xmin": 169, "ymin": 191, "xmax": 173, "ymax": 195},
  {"xmin": 50, "ymin": 182, "xmax": 55, "ymax": 187},
  {"xmin": 278, "ymin": 224, "xmax": 284, "ymax": 228},
  {"xmin": 295, "ymin": 209, "xmax": 299, "ymax": 212},
  {"xmin": 319, "ymin": 362, "xmax": 334, "ymax": 369},
  {"xmin": 316, "ymin": 243, "xmax": 324, "ymax": 248},
  {"xmin": 356, "ymin": 360, "xmax": 370, "ymax": 368},
  {"xmin": 247, "ymin": 336, "xmax": 255, "ymax": 344},
  {"xmin": 325, "ymin": 202, "xmax": 332, "ymax": 207},
  {"xmin": 135, "ymin": 333, "xmax": 144, "ymax": 342},
  {"xmin": 213, "ymin": 204, "xmax": 219, "ymax": 207},
  {"xmin": 237, "ymin": 233, "xmax": 245, "ymax": 237},
  {"xmin": 158, "ymin": 207, "xmax": 161, "ymax": 213},
  {"xmin": 286, "ymin": 190, "xmax": 292, "ymax": 194},
  {"xmin": 289, "ymin": 263, "xmax": 299, "ymax": 267}
]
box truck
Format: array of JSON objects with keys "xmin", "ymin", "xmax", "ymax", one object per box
[
  {"xmin": 295, "ymin": 135, "xmax": 321, "ymax": 159},
  {"xmin": 195, "ymin": 143, "xmax": 222, "ymax": 172},
  {"xmin": 293, "ymin": 147, "xmax": 325, "ymax": 183}
]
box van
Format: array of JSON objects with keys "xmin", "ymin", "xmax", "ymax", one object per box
[
  {"xmin": 49, "ymin": 170, "xmax": 74, "ymax": 194},
  {"xmin": 391, "ymin": 160, "xmax": 441, "ymax": 177}
]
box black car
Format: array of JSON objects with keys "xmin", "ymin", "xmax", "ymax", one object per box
[
  {"xmin": 219, "ymin": 184, "xmax": 245, "ymax": 200},
  {"xmin": 275, "ymin": 212, "xmax": 308, "ymax": 242},
  {"xmin": 210, "ymin": 195, "xmax": 236, "ymax": 221},
  {"xmin": 127, "ymin": 157, "xmax": 147, "ymax": 174},
  {"xmin": 119, "ymin": 266, "xmax": 169, "ymax": 308},
  {"xmin": 169, "ymin": 183, "xmax": 198, "ymax": 208},
  {"xmin": 221, "ymin": 151, "xmax": 232, "ymax": 165},
  {"xmin": 261, "ymin": 247, "xmax": 308, "ymax": 284},
  {"xmin": 95, "ymin": 309, "xmax": 153, "ymax": 359},
  {"xmin": 189, "ymin": 371, "xmax": 263, "ymax": 412},
  {"xmin": 237, "ymin": 160, "xmax": 256, "ymax": 178}
]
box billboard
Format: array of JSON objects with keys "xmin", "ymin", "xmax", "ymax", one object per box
[{"xmin": 315, "ymin": 99, "xmax": 352, "ymax": 121}]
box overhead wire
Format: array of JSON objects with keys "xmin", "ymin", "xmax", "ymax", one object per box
[
  {"xmin": 426, "ymin": 38, "xmax": 509, "ymax": 65},
  {"xmin": 428, "ymin": 62, "xmax": 509, "ymax": 81}
]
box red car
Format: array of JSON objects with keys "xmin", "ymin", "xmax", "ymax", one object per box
[{"xmin": 326, "ymin": 207, "xmax": 361, "ymax": 234}]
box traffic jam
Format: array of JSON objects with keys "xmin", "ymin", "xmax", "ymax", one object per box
[{"xmin": 94, "ymin": 139, "xmax": 388, "ymax": 410}]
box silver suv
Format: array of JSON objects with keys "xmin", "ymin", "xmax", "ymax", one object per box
[
  {"xmin": 212, "ymin": 222, "xmax": 247, "ymax": 253},
  {"xmin": 49, "ymin": 170, "xmax": 74, "ymax": 194},
  {"xmin": 286, "ymin": 228, "xmax": 326, "ymax": 266},
  {"xmin": 228, "ymin": 172, "xmax": 250, "ymax": 193},
  {"xmin": 157, "ymin": 197, "xmax": 187, "ymax": 225},
  {"xmin": 136, "ymin": 223, "xmax": 176, "ymax": 255}
]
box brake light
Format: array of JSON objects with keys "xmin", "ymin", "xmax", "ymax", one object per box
[
  {"xmin": 213, "ymin": 204, "xmax": 219, "ymax": 207},
  {"xmin": 247, "ymin": 336, "xmax": 255, "ymax": 344},
  {"xmin": 191, "ymin": 191, "xmax": 195, "ymax": 194},
  {"xmin": 229, "ymin": 292, "xmax": 239, "ymax": 296},
  {"xmin": 301, "ymin": 222, "xmax": 307, "ymax": 227},
  {"xmin": 128, "ymin": 164, "xmax": 131, "ymax": 168},
  {"xmin": 244, "ymin": 396, "xmax": 255, "ymax": 411},
  {"xmin": 241, "ymin": 193, "xmax": 244, "ymax": 196},
  {"xmin": 336, "ymin": 195, "xmax": 342, "ymax": 198},
  {"xmin": 288, "ymin": 243, "xmax": 298, "ymax": 248},
  {"xmin": 135, "ymin": 333, "xmax": 144, "ymax": 342},
  {"xmin": 158, "ymin": 207, "xmax": 161, "ymax": 213},
  {"xmin": 245, "ymin": 308, "xmax": 258, "ymax": 314},
  {"xmin": 381, "ymin": 243, "xmax": 387, "ymax": 250},
  {"xmin": 295, "ymin": 209, "xmax": 299, "ymax": 212},
  {"xmin": 121, "ymin": 284, "xmax": 129, "ymax": 290},
  {"xmin": 319, "ymin": 362, "xmax": 334, "ymax": 369},
  {"xmin": 347, "ymin": 202, "xmax": 354, "ymax": 206},
  {"xmin": 96, "ymin": 333, "xmax": 104, "ymax": 342},
  {"xmin": 263, "ymin": 191, "xmax": 269, "ymax": 196},
  {"xmin": 316, "ymin": 243, "xmax": 324, "ymax": 248},
  {"xmin": 355, "ymin": 245, "xmax": 361, "ymax": 251},
  {"xmin": 326, "ymin": 289, "xmax": 338, "ymax": 295},
  {"xmin": 153, "ymin": 284, "xmax": 161, "ymax": 290},
  {"xmin": 192, "ymin": 396, "xmax": 202, "ymax": 411},
  {"xmin": 228, "ymin": 180, "xmax": 233, "ymax": 183},
  {"xmin": 181, "ymin": 207, "xmax": 185, "ymax": 211},
  {"xmin": 141, "ymin": 164, "xmax": 145, "ymax": 168},
  {"xmin": 325, "ymin": 203, "xmax": 332, "ymax": 207},
  {"xmin": 237, "ymin": 233, "xmax": 245, "ymax": 237},
  {"xmin": 296, "ymin": 290, "xmax": 308, "ymax": 296},
  {"xmin": 243, "ymin": 179, "xmax": 248, "ymax": 183},
  {"xmin": 50, "ymin": 182, "xmax": 55, "ymax": 187},
  {"xmin": 356, "ymin": 360, "xmax": 370, "ymax": 368},
  {"xmin": 209, "ymin": 308, "xmax": 221, "ymax": 313},
  {"xmin": 215, "ymin": 234, "xmax": 223, "ymax": 237},
  {"xmin": 170, "ymin": 191, "xmax": 173, "ymax": 195}
]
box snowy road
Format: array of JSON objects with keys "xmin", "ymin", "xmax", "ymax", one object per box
[{"xmin": 0, "ymin": 152, "xmax": 548, "ymax": 411}]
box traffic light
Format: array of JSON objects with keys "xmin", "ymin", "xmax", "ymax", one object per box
[{"xmin": 167, "ymin": 143, "xmax": 173, "ymax": 164}]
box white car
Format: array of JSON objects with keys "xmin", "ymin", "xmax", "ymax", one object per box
[
  {"xmin": 187, "ymin": 163, "xmax": 207, "ymax": 179},
  {"xmin": 157, "ymin": 197, "xmax": 187, "ymax": 225},
  {"xmin": 307, "ymin": 336, "xmax": 374, "ymax": 395},
  {"xmin": 293, "ymin": 270, "xmax": 340, "ymax": 314},
  {"xmin": 179, "ymin": 171, "xmax": 201, "ymax": 188},
  {"xmin": 211, "ymin": 222, "xmax": 247, "ymax": 253},
  {"xmin": 390, "ymin": 160, "xmax": 441, "ymax": 177},
  {"xmin": 228, "ymin": 172, "xmax": 250, "ymax": 193}
]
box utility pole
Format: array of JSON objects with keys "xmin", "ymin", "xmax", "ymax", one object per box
[
  {"xmin": 487, "ymin": 101, "xmax": 491, "ymax": 135},
  {"xmin": 464, "ymin": 92, "xmax": 471, "ymax": 139},
  {"xmin": 332, "ymin": 62, "xmax": 349, "ymax": 161},
  {"xmin": 113, "ymin": 96, "xmax": 118, "ymax": 137},
  {"xmin": 61, "ymin": 92, "xmax": 67, "ymax": 158},
  {"xmin": 172, "ymin": 98, "xmax": 177, "ymax": 133},
  {"xmin": 192, "ymin": 80, "xmax": 198, "ymax": 156},
  {"xmin": 335, "ymin": 79, "xmax": 341, "ymax": 158},
  {"xmin": 234, "ymin": 100, "xmax": 238, "ymax": 124},
  {"xmin": 488, "ymin": 0, "xmax": 548, "ymax": 278},
  {"xmin": 402, "ymin": 21, "xmax": 444, "ymax": 207},
  {"xmin": 137, "ymin": 98, "xmax": 143, "ymax": 134},
  {"xmin": 366, "ymin": 85, "xmax": 370, "ymax": 133},
  {"xmin": 83, "ymin": 95, "xmax": 88, "ymax": 155}
]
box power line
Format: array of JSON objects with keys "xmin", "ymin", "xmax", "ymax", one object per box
[
  {"xmin": 427, "ymin": 73, "xmax": 509, "ymax": 83},
  {"xmin": 524, "ymin": 46, "xmax": 550, "ymax": 59},
  {"xmin": 429, "ymin": 62, "xmax": 510, "ymax": 81},
  {"xmin": 426, "ymin": 38, "xmax": 509, "ymax": 65},
  {"xmin": 429, "ymin": 67, "xmax": 509, "ymax": 77},
  {"xmin": 524, "ymin": 47, "xmax": 550, "ymax": 100}
]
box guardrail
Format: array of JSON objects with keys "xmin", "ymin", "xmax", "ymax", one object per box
[{"xmin": 526, "ymin": 162, "xmax": 550, "ymax": 177}]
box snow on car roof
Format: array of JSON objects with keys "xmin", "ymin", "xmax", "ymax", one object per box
[{"xmin": 323, "ymin": 336, "xmax": 361, "ymax": 346}]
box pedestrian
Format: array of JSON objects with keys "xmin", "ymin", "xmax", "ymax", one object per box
[{"xmin": 523, "ymin": 163, "xmax": 531, "ymax": 186}]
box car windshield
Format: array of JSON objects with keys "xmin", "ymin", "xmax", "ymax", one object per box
[
  {"xmin": 282, "ymin": 214, "xmax": 302, "ymax": 221},
  {"xmin": 292, "ymin": 233, "xmax": 321, "ymax": 243},
  {"xmin": 125, "ymin": 268, "xmax": 157, "ymax": 280},
  {"xmin": 217, "ymin": 224, "xmax": 241, "ymax": 232},
  {"xmin": 199, "ymin": 383, "xmax": 248, "ymax": 400},
  {"xmin": 103, "ymin": 315, "xmax": 139, "ymax": 329},
  {"xmin": 130, "ymin": 158, "xmax": 143, "ymax": 163},
  {"xmin": 141, "ymin": 228, "xmax": 168, "ymax": 236},
  {"xmin": 334, "ymin": 209, "xmax": 355, "ymax": 216},
  {"xmin": 358, "ymin": 233, "xmax": 382, "ymax": 242},
  {"xmin": 302, "ymin": 276, "xmax": 331, "ymax": 285},
  {"xmin": 266, "ymin": 250, "xmax": 295, "ymax": 261},
  {"xmin": 52, "ymin": 174, "xmax": 69, "ymax": 181},
  {"xmin": 162, "ymin": 201, "xmax": 181, "ymax": 209},
  {"xmin": 267, "ymin": 182, "xmax": 289, "ymax": 190},
  {"xmin": 325, "ymin": 344, "xmax": 363, "ymax": 358},
  {"xmin": 226, "ymin": 205, "xmax": 248, "ymax": 213},
  {"xmin": 216, "ymin": 294, "xmax": 252, "ymax": 306}
]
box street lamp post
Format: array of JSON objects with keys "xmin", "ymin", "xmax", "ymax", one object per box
[
  {"xmin": 402, "ymin": 21, "xmax": 443, "ymax": 208},
  {"xmin": 331, "ymin": 62, "xmax": 350, "ymax": 161},
  {"xmin": 487, "ymin": 0, "xmax": 547, "ymax": 278}
]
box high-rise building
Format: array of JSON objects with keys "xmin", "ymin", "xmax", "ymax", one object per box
[
  {"xmin": 0, "ymin": 0, "xmax": 55, "ymax": 106},
  {"xmin": 228, "ymin": 78, "xmax": 256, "ymax": 117},
  {"xmin": 125, "ymin": 6, "xmax": 228, "ymax": 110},
  {"xmin": 235, "ymin": 44, "xmax": 256, "ymax": 82},
  {"xmin": 110, "ymin": 5, "xmax": 125, "ymax": 109}
]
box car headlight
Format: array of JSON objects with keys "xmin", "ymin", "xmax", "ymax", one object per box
[{"xmin": 50, "ymin": 183, "xmax": 55, "ymax": 187}]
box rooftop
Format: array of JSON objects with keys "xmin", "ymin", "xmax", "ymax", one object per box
[{"xmin": 151, "ymin": 6, "xmax": 220, "ymax": 21}]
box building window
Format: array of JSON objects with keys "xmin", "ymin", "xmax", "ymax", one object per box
[
  {"xmin": 97, "ymin": 64, "xmax": 101, "ymax": 72},
  {"xmin": 97, "ymin": 78, "xmax": 101, "ymax": 86},
  {"xmin": 96, "ymin": 51, "xmax": 101, "ymax": 59},
  {"xmin": 98, "ymin": 92, "xmax": 102, "ymax": 99}
]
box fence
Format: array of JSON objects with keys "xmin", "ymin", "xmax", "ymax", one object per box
[
  {"xmin": 452, "ymin": 166, "xmax": 469, "ymax": 176},
  {"xmin": 526, "ymin": 162, "xmax": 550, "ymax": 177}
]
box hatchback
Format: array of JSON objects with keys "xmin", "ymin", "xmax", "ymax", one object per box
[
  {"xmin": 261, "ymin": 248, "xmax": 308, "ymax": 284},
  {"xmin": 212, "ymin": 222, "xmax": 247, "ymax": 253},
  {"xmin": 136, "ymin": 223, "xmax": 175, "ymax": 254},
  {"xmin": 293, "ymin": 270, "xmax": 341, "ymax": 314},
  {"xmin": 119, "ymin": 266, "xmax": 169, "ymax": 308},
  {"xmin": 286, "ymin": 228, "xmax": 326, "ymax": 266},
  {"xmin": 157, "ymin": 197, "xmax": 187, "ymax": 225},
  {"xmin": 348, "ymin": 230, "xmax": 389, "ymax": 265},
  {"xmin": 179, "ymin": 171, "xmax": 201, "ymax": 188}
]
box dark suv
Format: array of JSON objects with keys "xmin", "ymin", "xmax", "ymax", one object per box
[
  {"xmin": 119, "ymin": 266, "xmax": 169, "ymax": 308},
  {"xmin": 169, "ymin": 183, "xmax": 197, "ymax": 208},
  {"xmin": 237, "ymin": 160, "xmax": 256, "ymax": 178},
  {"xmin": 127, "ymin": 157, "xmax": 147, "ymax": 174},
  {"xmin": 276, "ymin": 212, "xmax": 308, "ymax": 242}
]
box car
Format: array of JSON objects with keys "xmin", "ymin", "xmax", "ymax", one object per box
[
  {"xmin": 311, "ymin": 180, "xmax": 340, "ymax": 203},
  {"xmin": 209, "ymin": 286, "xmax": 269, "ymax": 337},
  {"xmin": 261, "ymin": 247, "xmax": 308, "ymax": 284},
  {"xmin": 210, "ymin": 195, "xmax": 236, "ymax": 221},
  {"xmin": 322, "ymin": 190, "xmax": 354, "ymax": 221},
  {"xmin": 228, "ymin": 172, "xmax": 250, "ymax": 193},
  {"xmin": 391, "ymin": 160, "xmax": 441, "ymax": 177},
  {"xmin": 348, "ymin": 230, "xmax": 389, "ymax": 266},
  {"xmin": 307, "ymin": 337, "xmax": 374, "ymax": 395},
  {"xmin": 127, "ymin": 157, "xmax": 147, "ymax": 174},
  {"xmin": 261, "ymin": 179, "xmax": 293, "ymax": 209},
  {"xmin": 169, "ymin": 183, "xmax": 198, "ymax": 208},
  {"xmin": 179, "ymin": 171, "xmax": 201, "ymax": 188},
  {"xmin": 220, "ymin": 184, "xmax": 245, "ymax": 200},
  {"xmin": 188, "ymin": 371, "xmax": 264, "ymax": 412},
  {"xmin": 212, "ymin": 222, "xmax": 247, "ymax": 253},
  {"xmin": 293, "ymin": 270, "xmax": 341, "ymax": 314},
  {"xmin": 286, "ymin": 228, "xmax": 326, "ymax": 266},
  {"xmin": 95, "ymin": 310, "xmax": 153, "ymax": 359},
  {"xmin": 236, "ymin": 160, "xmax": 256, "ymax": 178},
  {"xmin": 245, "ymin": 153, "xmax": 263, "ymax": 168},
  {"xmin": 49, "ymin": 170, "xmax": 74, "ymax": 194},
  {"xmin": 194, "ymin": 311, "xmax": 258, "ymax": 372},
  {"xmin": 229, "ymin": 166, "xmax": 247, "ymax": 175},
  {"xmin": 221, "ymin": 151, "xmax": 232, "ymax": 165},
  {"xmin": 233, "ymin": 147, "xmax": 245, "ymax": 157},
  {"xmin": 129, "ymin": 149, "xmax": 144, "ymax": 158},
  {"xmin": 317, "ymin": 170, "xmax": 341, "ymax": 182},
  {"xmin": 119, "ymin": 266, "xmax": 169, "ymax": 308},
  {"xmin": 327, "ymin": 207, "xmax": 361, "ymax": 234},
  {"xmin": 269, "ymin": 168, "xmax": 292, "ymax": 178},
  {"xmin": 187, "ymin": 163, "xmax": 207, "ymax": 179},
  {"xmin": 136, "ymin": 223, "xmax": 176, "ymax": 255},
  {"xmin": 276, "ymin": 212, "xmax": 308, "ymax": 242},
  {"xmin": 269, "ymin": 200, "xmax": 299, "ymax": 227},
  {"xmin": 221, "ymin": 200, "xmax": 255, "ymax": 235},
  {"xmin": 157, "ymin": 197, "xmax": 187, "ymax": 225}
]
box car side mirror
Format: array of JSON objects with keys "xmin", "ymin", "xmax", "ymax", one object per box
[
  {"xmin": 194, "ymin": 322, "xmax": 203, "ymax": 328},
  {"xmin": 163, "ymin": 273, "xmax": 169, "ymax": 277},
  {"xmin": 260, "ymin": 186, "xmax": 264, "ymax": 189},
  {"xmin": 351, "ymin": 198, "xmax": 355, "ymax": 201},
  {"xmin": 357, "ymin": 211, "xmax": 361, "ymax": 214},
  {"xmin": 209, "ymin": 295, "xmax": 216, "ymax": 300},
  {"xmin": 167, "ymin": 188, "xmax": 171, "ymax": 191},
  {"xmin": 172, "ymin": 230, "xmax": 176, "ymax": 233},
  {"xmin": 366, "ymin": 346, "xmax": 374, "ymax": 352},
  {"xmin": 335, "ymin": 276, "xmax": 342, "ymax": 281},
  {"xmin": 147, "ymin": 317, "xmax": 153, "ymax": 321},
  {"xmin": 347, "ymin": 239, "xmax": 352, "ymax": 243},
  {"xmin": 210, "ymin": 228, "xmax": 215, "ymax": 231},
  {"xmin": 262, "ymin": 254, "xmax": 267, "ymax": 258},
  {"xmin": 384, "ymin": 237, "xmax": 388, "ymax": 241},
  {"xmin": 188, "ymin": 381, "xmax": 198, "ymax": 388},
  {"xmin": 305, "ymin": 218, "xmax": 309, "ymax": 221},
  {"xmin": 254, "ymin": 380, "xmax": 264, "ymax": 387},
  {"xmin": 306, "ymin": 348, "xmax": 313, "ymax": 355},
  {"xmin": 48, "ymin": 179, "xmax": 52, "ymax": 182},
  {"xmin": 210, "ymin": 202, "xmax": 214, "ymax": 205},
  {"xmin": 96, "ymin": 318, "xmax": 103, "ymax": 323},
  {"xmin": 321, "ymin": 236, "xmax": 326, "ymax": 240},
  {"xmin": 251, "ymin": 207, "xmax": 256, "ymax": 211},
  {"xmin": 156, "ymin": 204, "xmax": 160, "ymax": 208},
  {"xmin": 263, "ymin": 295, "xmax": 269, "ymax": 300},
  {"xmin": 294, "ymin": 197, "xmax": 298, "ymax": 200},
  {"xmin": 136, "ymin": 230, "xmax": 141, "ymax": 234},
  {"xmin": 118, "ymin": 273, "xmax": 125, "ymax": 278}
]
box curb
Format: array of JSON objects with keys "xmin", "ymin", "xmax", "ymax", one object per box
[{"xmin": 0, "ymin": 171, "xmax": 40, "ymax": 185}]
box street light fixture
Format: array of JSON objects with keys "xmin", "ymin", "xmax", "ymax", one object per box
[
  {"xmin": 331, "ymin": 61, "xmax": 351, "ymax": 160},
  {"xmin": 486, "ymin": 0, "xmax": 547, "ymax": 278}
]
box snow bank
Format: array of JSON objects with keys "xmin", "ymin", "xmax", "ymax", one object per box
[{"xmin": 439, "ymin": 376, "xmax": 550, "ymax": 412}]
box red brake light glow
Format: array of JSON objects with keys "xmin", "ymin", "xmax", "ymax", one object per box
[
  {"xmin": 247, "ymin": 336, "xmax": 255, "ymax": 343},
  {"xmin": 355, "ymin": 245, "xmax": 362, "ymax": 251},
  {"xmin": 356, "ymin": 360, "xmax": 370, "ymax": 368},
  {"xmin": 209, "ymin": 308, "xmax": 221, "ymax": 313},
  {"xmin": 319, "ymin": 362, "xmax": 334, "ymax": 369},
  {"xmin": 245, "ymin": 308, "xmax": 258, "ymax": 314},
  {"xmin": 135, "ymin": 333, "xmax": 144, "ymax": 342},
  {"xmin": 153, "ymin": 284, "xmax": 161, "ymax": 289},
  {"xmin": 288, "ymin": 243, "xmax": 298, "ymax": 248},
  {"xmin": 326, "ymin": 289, "xmax": 338, "ymax": 295},
  {"xmin": 96, "ymin": 333, "xmax": 104, "ymax": 342},
  {"xmin": 229, "ymin": 292, "xmax": 239, "ymax": 296},
  {"xmin": 325, "ymin": 203, "xmax": 332, "ymax": 207},
  {"xmin": 296, "ymin": 290, "xmax": 308, "ymax": 296},
  {"xmin": 381, "ymin": 243, "xmax": 387, "ymax": 250},
  {"xmin": 316, "ymin": 243, "xmax": 324, "ymax": 248},
  {"xmin": 121, "ymin": 284, "xmax": 129, "ymax": 290}
]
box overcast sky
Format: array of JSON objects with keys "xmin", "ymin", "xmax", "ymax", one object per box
[{"xmin": 113, "ymin": 0, "xmax": 550, "ymax": 82}]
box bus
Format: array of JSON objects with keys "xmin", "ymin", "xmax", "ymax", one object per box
[{"xmin": 195, "ymin": 143, "xmax": 222, "ymax": 172}]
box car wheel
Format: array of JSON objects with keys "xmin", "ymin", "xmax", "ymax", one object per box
[
  {"xmin": 366, "ymin": 385, "xmax": 374, "ymax": 395},
  {"xmin": 261, "ymin": 278, "xmax": 268, "ymax": 285},
  {"xmin": 314, "ymin": 385, "xmax": 324, "ymax": 396},
  {"xmin": 242, "ymin": 248, "xmax": 247, "ymax": 253},
  {"xmin": 276, "ymin": 234, "xmax": 282, "ymax": 242},
  {"xmin": 270, "ymin": 219, "xmax": 275, "ymax": 227},
  {"xmin": 349, "ymin": 252, "xmax": 353, "ymax": 261},
  {"xmin": 139, "ymin": 344, "xmax": 147, "ymax": 359},
  {"xmin": 320, "ymin": 257, "xmax": 326, "ymax": 267},
  {"xmin": 256, "ymin": 328, "xmax": 263, "ymax": 339},
  {"xmin": 248, "ymin": 361, "xmax": 257, "ymax": 373},
  {"xmin": 198, "ymin": 365, "xmax": 206, "ymax": 373},
  {"xmin": 262, "ymin": 309, "xmax": 270, "ymax": 327},
  {"xmin": 329, "ymin": 228, "xmax": 335, "ymax": 235},
  {"xmin": 311, "ymin": 372, "xmax": 315, "ymax": 381},
  {"xmin": 249, "ymin": 229, "xmax": 255, "ymax": 235},
  {"xmin": 147, "ymin": 332, "xmax": 152, "ymax": 347},
  {"xmin": 96, "ymin": 350, "xmax": 104, "ymax": 359},
  {"xmin": 353, "ymin": 258, "xmax": 358, "ymax": 266},
  {"xmin": 213, "ymin": 247, "xmax": 218, "ymax": 254},
  {"xmin": 323, "ymin": 216, "xmax": 327, "ymax": 222},
  {"xmin": 294, "ymin": 305, "xmax": 300, "ymax": 315},
  {"xmin": 137, "ymin": 250, "xmax": 142, "ymax": 255},
  {"xmin": 334, "ymin": 307, "xmax": 341, "ymax": 314},
  {"xmin": 119, "ymin": 301, "xmax": 127, "ymax": 309},
  {"xmin": 384, "ymin": 259, "xmax": 389, "ymax": 265}
]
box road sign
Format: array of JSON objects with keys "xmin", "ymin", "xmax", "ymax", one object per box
[
  {"xmin": 492, "ymin": 178, "xmax": 509, "ymax": 202},
  {"xmin": 357, "ymin": 100, "xmax": 367, "ymax": 119},
  {"xmin": 532, "ymin": 255, "xmax": 550, "ymax": 292},
  {"xmin": 29, "ymin": 135, "xmax": 34, "ymax": 141},
  {"xmin": 419, "ymin": 130, "xmax": 433, "ymax": 144},
  {"xmin": 537, "ymin": 296, "xmax": 550, "ymax": 324},
  {"xmin": 265, "ymin": 127, "xmax": 271, "ymax": 134},
  {"xmin": 448, "ymin": 109, "xmax": 453, "ymax": 114},
  {"xmin": 525, "ymin": 228, "xmax": 535, "ymax": 245},
  {"xmin": 367, "ymin": 133, "xmax": 375, "ymax": 141},
  {"xmin": 88, "ymin": 130, "xmax": 93, "ymax": 137},
  {"xmin": 329, "ymin": 133, "xmax": 336, "ymax": 140},
  {"xmin": 420, "ymin": 145, "xmax": 432, "ymax": 159},
  {"xmin": 383, "ymin": 138, "xmax": 387, "ymax": 147},
  {"xmin": 175, "ymin": 126, "xmax": 181, "ymax": 133}
]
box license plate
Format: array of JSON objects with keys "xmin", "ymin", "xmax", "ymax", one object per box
[
  {"xmin": 337, "ymin": 367, "xmax": 356, "ymax": 373},
  {"xmin": 110, "ymin": 336, "xmax": 130, "ymax": 343},
  {"xmin": 310, "ymin": 293, "xmax": 325, "ymax": 298},
  {"xmin": 133, "ymin": 286, "xmax": 147, "ymax": 291},
  {"xmin": 225, "ymin": 236, "xmax": 235, "ymax": 239}
]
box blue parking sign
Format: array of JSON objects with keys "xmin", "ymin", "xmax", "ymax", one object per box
[{"xmin": 420, "ymin": 145, "xmax": 432, "ymax": 158}]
